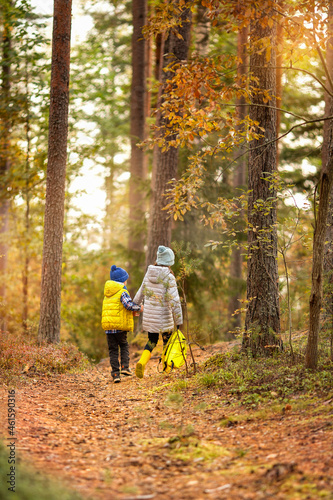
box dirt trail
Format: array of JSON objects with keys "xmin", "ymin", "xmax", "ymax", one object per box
[{"xmin": 1, "ymin": 342, "xmax": 332, "ymax": 500}]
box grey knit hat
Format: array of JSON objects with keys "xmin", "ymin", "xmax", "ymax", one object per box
[{"xmin": 156, "ymin": 245, "xmax": 175, "ymax": 266}]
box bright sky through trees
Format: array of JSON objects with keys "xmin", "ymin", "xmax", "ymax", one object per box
[
  {"xmin": 30, "ymin": 0, "xmax": 107, "ymax": 222},
  {"xmin": 31, "ymin": 0, "xmax": 93, "ymax": 43}
]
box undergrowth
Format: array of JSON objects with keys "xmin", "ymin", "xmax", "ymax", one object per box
[
  {"xmin": 167, "ymin": 349, "xmax": 333, "ymax": 410},
  {"xmin": 0, "ymin": 333, "xmax": 91, "ymax": 385},
  {"xmin": 0, "ymin": 442, "xmax": 83, "ymax": 500},
  {"xmin": 197, "ymin": 351, "xmax": 333, "ymax": 407}
]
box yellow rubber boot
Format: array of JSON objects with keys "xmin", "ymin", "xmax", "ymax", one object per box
[{"xmin": 135, "ymin": 350, "xmax": 151, "ymax": 379}]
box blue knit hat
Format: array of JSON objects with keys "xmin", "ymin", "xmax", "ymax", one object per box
[
  {"xmin": 110, "ymin": 265, "xmax": 129, "ymax": 283},
  {"xmin": 156, "ymin": 245, "xmax": 175, "ymax": 266}
]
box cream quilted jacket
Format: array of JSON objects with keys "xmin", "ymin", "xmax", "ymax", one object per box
[{"xmin": 133, "ymin": 265, "xmax": 183, "ymax": 333}]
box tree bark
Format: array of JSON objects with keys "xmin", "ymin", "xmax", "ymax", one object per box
[
  {"xmin": 194, "ymin": 0, "xmax": 210, "ymax": 57},
  {"xmin": 0, "ymin": 0, "xmax": 12, "ymax": 332},
  {"xmin": 323, "ymin": 2, "xmax": 333, "ymax": 355},
  {"xmin": 38, "ymin": 0, "xmax": 72, "ymax": 343},
  {"xmin": 129, "ymin": 0, "xmax": 147, "ymax": 259},
  {"xmin": 243, "ymin": 6, "xmax": 281, "ymax": 355},
  {"xmin": 228, "ymin": 25, "xmax": 248, "ymax": 330},
  {"xmin": 306, "ymin": 1, "xmax": 333, "ymax": 368},
  {"xmin": 306, "ymin": 156, "xmax": 333, "ymax": 368},
  {"xmin": 276, "ymin": 2, "xmax": 283, "ymax": 167},
  {"xmin": 22, "ymin": 55, "xmax": 31, "ymax": 333},
  {"xmin": 146, "ymin": 3, "xmax": 192, "ymax": 267}
]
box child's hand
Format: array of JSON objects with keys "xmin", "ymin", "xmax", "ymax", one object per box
[{"xmin": 134, "ymin": 305, "xmax": 143, "ymax": 317}]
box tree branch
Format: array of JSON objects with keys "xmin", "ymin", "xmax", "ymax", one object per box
[
  {"xmin": 229, "ymin": 114, "xmax": 333, "ymax": 171},
  {"xmin": 249, "ymin": 65, "xmax": 333, "ymax": 98},
  {"xmin": 220, "ymin": 102, "xmax": 305, "ymax": 121},
  {"xmin": 316, "ymin": 42, "xmax": 333, "ymax": 92}
]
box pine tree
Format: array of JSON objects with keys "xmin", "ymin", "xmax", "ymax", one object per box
[
  {"xmin": 146, "ymin": 1, "xmax": 192, "ymax": 266},
  {"xmin": 38, "ymin": 0, "xmax": 72, "ymax": 343},
  {"xmin": 323, "ymin": 1, "xmax": 333, "ymax": 356},
  {"xmin": 0, "ymin": 0, "xmax": 12, "ymax": 331},
  {"xmin": 228, "ymin": 24, "xmax": 248, "ymax": 330},
  {"xmin": 243, "ymin": 5, "xmax": 281, "ymax": 354},
  {"xmin": 129, "ymin": 0, "xmax": 148, "ymax": 263},
  {"xmin": 306, "ymin": 0, "xmax": 333, "ymax": 368}
]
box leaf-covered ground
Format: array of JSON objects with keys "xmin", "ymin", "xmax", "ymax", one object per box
[{"xmin": 1, "ymin": 341, "xmax": 332, "ymax": 500}]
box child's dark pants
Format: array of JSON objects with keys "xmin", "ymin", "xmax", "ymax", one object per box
[
  {"xmin": 106, "ymin": 332, "xmax": 130, "ymax": 377},
  {"xmin": 144, "ymin": 331, "xmax": 172, "ymax": 352}
]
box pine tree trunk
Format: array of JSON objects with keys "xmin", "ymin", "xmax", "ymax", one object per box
[
  {"xmin": 276, "ymin": 2, "xmax": 283, "ymax": 167},
  {"xmin": 129, "ymin": 0, "xmax": 147, "ymax": 259},
  {"xmin": 146, "ymin": 3, "xmax": 192, "ymax": 267},
  {"xmin": 38, "ymin": 0, "xmax": 72, "ymax": 343},
  {"xmin": 194, "ymin": 0, "xmax": 210, "ymax": 57},
  {"xmin": 22, "ymin": 55, "xmax": 31, "ymax": 332},
  {"xmin": 323, "ymin": 2, "xmax": 333, "ymax": 351},
  {"xmin": 105, "ymin": 162, "xmax": 115, "ymax": 248},
  {"xmin": 228, "ymin": 25, "xmax": 248, "ymax": 331},
  {"xmin": 306, "ymin": 157, "xmax": 333, "ymax": 368},
  {"xmin": 243, "ymin": 8, "xmax": 282, "ymax": 355},
  {"xmin": 0, "ymin": 1, "xmax": 12, "ymax": 332},
  {"xmin": 306, "ymin": 2, "xmax": 333, "ymax": 368},
  {"xmin": 22, "ymin": 130, "xmax": 31, "ymax": 333}
]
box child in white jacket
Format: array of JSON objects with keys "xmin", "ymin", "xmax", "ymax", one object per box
[{"xmin": 133, "ymin": 245, "xmax": 183, "ymax": 378}]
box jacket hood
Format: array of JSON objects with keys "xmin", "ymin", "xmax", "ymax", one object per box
[
  {"xmin": 104, "ymin": 280, "xmax": 126, "ymax": 298},
  {"xmin": 146, "ymin": 265, "xmax": 171, "ymax": 284}
]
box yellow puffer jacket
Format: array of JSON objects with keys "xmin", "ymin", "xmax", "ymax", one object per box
[{"xmin": 101, "ymin": 281, "xmax": 134, "ymax": 332}]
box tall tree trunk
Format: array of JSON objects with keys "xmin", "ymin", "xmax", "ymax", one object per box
[
  {"xmin": 306, "ymin": 152, "xmax": 333, "ymax": 369},
  {"xmin": 194, "ymin": 0, "xmax": 210, "ymax": 57},
  {"xmin": 22, "ymin": 55, "xmax": 31, "ymax": 332},
  {"xmin": 306, "ymin": 2, "xmax": 333, "ymax": 368},
  {"xmin": 0, "ymin": 0, "xmax": 12, "ymax": 332},
  {"xmin": 323, "ymin": 1, "xmax": 333, "ymax": 361},
  {"xmin": 38, "ymin": 0, "xmax": 72, "ymax": 343},
  {"xmin": 276, "ymin": 2, "xmax": 283, "ymax": 167},
  {"xmin": 129, "ymin": 0, "xmax": 147, "ymax": 262},
  {"xmin": 243, "ymin": 6, "xmax": 281, "ymax": 355},
  {"xmin": 228, "ymin": 25, "xmax": 248, "ymax": 330},
  {"xmin": 146, "ymin": 3, "xmax": 192, "ymax": 267},
  {"xmin": 145, "ymin": 3, "xmax": 152, "ymax": 121},
  {"xmin": 105, "ymin": 161, "xmax": 115, "ymax": 248}
]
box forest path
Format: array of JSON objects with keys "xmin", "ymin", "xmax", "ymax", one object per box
[{"xmin": 2, "ymin": 341, "xmax": 333, "ymax": 500}]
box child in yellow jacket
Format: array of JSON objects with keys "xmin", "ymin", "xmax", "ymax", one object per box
[{"xmin": 102, "ymin": 265, "xmax": 143, "ymax": 383}]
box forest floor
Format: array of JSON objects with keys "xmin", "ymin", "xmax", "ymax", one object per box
[{"xmin": 1, "ymin": 339, "xmax": 333, "ymax": 500}]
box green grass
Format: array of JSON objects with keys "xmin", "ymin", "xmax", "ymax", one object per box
[
  {"xmin": 160, "ymin": 348, "xmax": 333, "ymax": 415},
  {"xmin": 165, "ymin": 392, "xmax": 184, "ymax": 408},
  {"xmin": 196, "ymin": 351, "xmax": 333, "ymax": 408},
  {"xmin": 0, "ymin": 443, "xmax": 83, "ymax": 500},
  {"xmin": 168, "ymin": 435, "xmax": 230, "ymax": 463}
]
